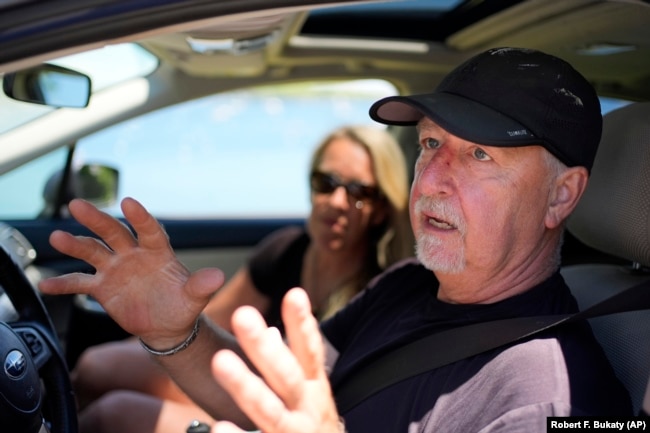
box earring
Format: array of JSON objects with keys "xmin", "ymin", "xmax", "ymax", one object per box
[{"xmin": 355, "ymin": 200, "xmax": 364, "ymax": 209}]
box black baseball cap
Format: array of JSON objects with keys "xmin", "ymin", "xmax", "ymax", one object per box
[{"xmin": 369, "ymin": 47, "xmax": 602, "ymax": 171}]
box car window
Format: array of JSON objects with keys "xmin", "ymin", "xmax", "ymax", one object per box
[
  {"xmin": 0, "ymin": 147, "xmax": 69, "ymax": 219},
  {"xmin": 0, "ymin": 79, "xmax": 397, "ymax": 220},
  {"xmin": 600, "ymin": 97, "xmax": 631, "ymax": 115},
  {"xmin": 0, "ymin": 89, "xmax": 632, "ymax": 221}
]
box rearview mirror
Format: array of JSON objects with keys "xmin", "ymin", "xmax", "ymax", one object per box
[{"xmin": 3, "ymin": 64, "xmax": 91, "ymax": 108}]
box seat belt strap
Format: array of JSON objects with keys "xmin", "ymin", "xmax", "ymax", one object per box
[
  {"xmin": 334, "ymin": 277, "xmax": 650, "ymax": 415},
  {"xmin": 642, "ymin": 377, "xmax": 650, "ymax": 417}
]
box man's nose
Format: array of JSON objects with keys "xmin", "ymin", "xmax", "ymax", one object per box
[{"xmin": 416, "ymin": 149, "xmax": 456, "ymax": 197}]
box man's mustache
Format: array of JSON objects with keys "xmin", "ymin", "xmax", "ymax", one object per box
[{"xmin": 414, "ymin": 197, "xmax": 466, "ymax": 234}]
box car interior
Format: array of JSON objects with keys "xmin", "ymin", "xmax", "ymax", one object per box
[
  {"xmin": 0, "ymin": 0, "xmax": 649, "ymax": 431},
  {"xmin": 561, "ymin": 101, "xmax": 650, "ymax": 415}
]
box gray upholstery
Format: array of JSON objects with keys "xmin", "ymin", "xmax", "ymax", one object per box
[
  {"xmin": 568, "ymin": 102, "xmax": 650, "ymax": 265},
  {"xmin": 562, "ymin": 102, "xmax": 650, "ymax": 415}
]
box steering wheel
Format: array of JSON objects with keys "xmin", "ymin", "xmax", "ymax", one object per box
[{"xmin": 0, "ymin": 245, "xmax": 77, "ymax": 433}]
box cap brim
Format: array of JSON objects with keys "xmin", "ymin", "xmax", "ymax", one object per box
[{"xmin": 369, "ymin": 93, "xmax": 538, "ymax": 147}]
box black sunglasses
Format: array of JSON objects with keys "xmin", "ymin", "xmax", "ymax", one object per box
[{"xmin": 310, "ymin": 171, "xmax": 382, "ymax": 202}]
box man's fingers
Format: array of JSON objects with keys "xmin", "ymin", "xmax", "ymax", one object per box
[
  {"xmin": 38, "ymin": 271, "xmax": 97, "ymax": 296},
  {"xmin": 67, "ymin": 199, "xmax": 138, "ymax": 253},
  {"xmin": 230, "ymin": 307, "xmax": 306, "ymax": 409},
  {"xmin": 68, "ymin": 197, "xmax": 173, "ymax": 256},
  {"xmin": 184, "ymin": 268, "xmax": 227, "ymax": 303},
  {"xmin": 216, "ymin": 294, "xmax": 340, "ymax": 433},
  {"xmin": 120, "ymin": 197, "xmax": 174, "ymax": 252},
  {"xmin": 212, "ymin": 349, "xmax": 287, "ymax": 432},
  {"xmin": 211, "ymin": 420, "xmax": 247, "ymax": 433},
  {"xmin": 282, "ymin": 288, "xmax": 325, "ymax": 379},
  {"xmin": 49, "ymin": 229, "xmax": 115, "ymax": 266}
]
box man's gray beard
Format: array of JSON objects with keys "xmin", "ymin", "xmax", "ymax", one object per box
[
  {"xmin": 415, "ymin": 231, "xmax": 466, "ymax": 274},
  {"xmin": 413, "ymin": 197, "xmax": 466, "ymax": 274}
]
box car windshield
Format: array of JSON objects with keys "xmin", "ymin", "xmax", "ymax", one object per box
[{"xmin": 0, "ymin": 43, "xmax": 158, "ymax": 134}]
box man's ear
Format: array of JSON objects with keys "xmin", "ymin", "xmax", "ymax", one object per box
[{"xmin": 545, "ymin": 166, "xmax": 589, "ymax": 229}]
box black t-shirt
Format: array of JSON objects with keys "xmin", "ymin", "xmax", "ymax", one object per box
[
  {"xmin": 248, "ymin": 225, "xmax": 309, "ymax": 330},
  {"xmin": 322, "ymin": 258, "xmax": 632, "ymax": 432}
]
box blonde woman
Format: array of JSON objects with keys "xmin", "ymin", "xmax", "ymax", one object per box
[{"xmin": 71, "ymin": 125, "xmax": 413, "ymax": 433}]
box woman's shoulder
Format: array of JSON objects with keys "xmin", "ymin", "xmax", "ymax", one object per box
[
  {"xmin": 253, "ymin": 225, "xmax": 308, "ymax": 255},
  {"xmin": 262, "ymin": 225, "xmax": 306, "ymax": 243}
]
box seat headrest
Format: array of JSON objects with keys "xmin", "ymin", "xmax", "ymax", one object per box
[{"xmin": 567, "ymin": 102, "xmax": 650, "ymax": 268}]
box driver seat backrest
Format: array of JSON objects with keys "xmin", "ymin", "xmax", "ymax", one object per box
[{"xmin": 562, "ymin": 101, "xmax": 650, "ymax": 415}]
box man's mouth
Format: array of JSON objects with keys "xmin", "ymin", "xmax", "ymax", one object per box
[
  {"xmin": 427, "ymin": 216, "xmax": 456, "ymax": 230},
  {"xmin": 414, "ymin": 197, "xmax": 463, "ymax": 233}
]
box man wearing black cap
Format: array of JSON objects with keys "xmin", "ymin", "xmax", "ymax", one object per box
[{"xmin": 40, "ymin": 47, "xmax": 632, "ymax": 433}]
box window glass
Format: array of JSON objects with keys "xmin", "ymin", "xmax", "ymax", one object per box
[
  {"xmin": 600, "ymin": 97, "xmax": 631, "ymax": 115},
  {"xmin": 72, "ymin": 79, "xmax": 397, "ymax": 218},
  {"xmin": 52, "ymin": 43, "xmax": 158, "ymax": 92},
  {"xmin": 0, "ymin": 147, "xmax": 68, "ymax": 219}
]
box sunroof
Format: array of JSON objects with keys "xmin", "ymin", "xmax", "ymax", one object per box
[
  {"xmin": 302, "ymin": 0, "xmax": 526, "ymax": 43},
  {"xmin": 309, "ymin": 0, "xmax": 464, "ymax": 15}
]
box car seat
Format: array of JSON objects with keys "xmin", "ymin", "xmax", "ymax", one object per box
[{"xmin": 561, "ymin": 101, "xmax": 650, "ymax": 415}]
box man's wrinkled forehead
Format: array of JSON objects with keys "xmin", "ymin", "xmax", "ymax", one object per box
[
  {"xmin": 416, "ymin": 116, "xmax": 443, "ymax": 135},
  {"xmin": 416, "ymin": 117, "xmax": 466, "ymax": 144},
  {"xmin": 415, "ymin": 116, "xmax": 550, "ymax": 160}
]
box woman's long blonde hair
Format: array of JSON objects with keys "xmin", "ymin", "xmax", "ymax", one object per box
[{"xmin": 309, "ymin": 125, "xmax": 414, "ymax": 318}]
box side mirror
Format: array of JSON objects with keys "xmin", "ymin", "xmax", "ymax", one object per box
[
  {"xmin": 75, "ymin": 164, "xmax": 119, "ymax": 207},
  {"xmin": 42, "ymin": 164, "xmax": 119, "ymax": 217},
  {"xmin": 3, "ymin": 64, "xmax": 91, "ymax": 108}
]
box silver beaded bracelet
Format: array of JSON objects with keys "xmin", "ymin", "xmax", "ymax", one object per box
[{"xmin": 139, "ymin": 319, "xmax": 200, "ymax": 357}]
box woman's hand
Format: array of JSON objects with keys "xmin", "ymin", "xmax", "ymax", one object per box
[{"xmin": 38, "ymin": 197, "xmax": 225, "ymax": 349}]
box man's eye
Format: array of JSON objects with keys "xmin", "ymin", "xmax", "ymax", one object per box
[
  {"xmin": 473, "ymin": 147, "xmax": 491, "ymax": 161},
  {"xmin": 422, "ymin": 138, "xmax": 440, "ymax": 149}
]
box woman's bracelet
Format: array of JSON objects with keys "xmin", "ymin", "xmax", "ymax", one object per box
[{"xmin": 139, "ymin": 318, "xmax": 200, "ymax": 357}]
